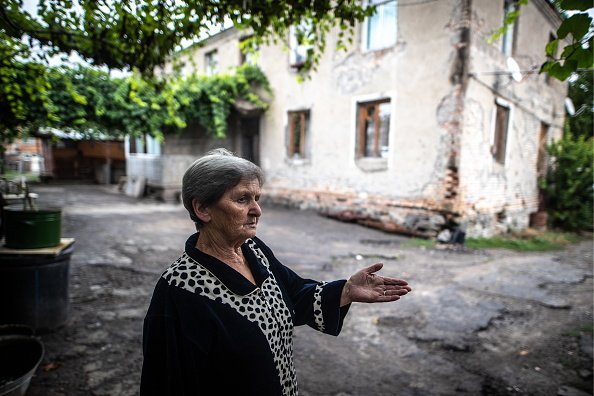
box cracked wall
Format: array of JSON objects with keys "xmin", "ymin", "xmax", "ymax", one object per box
[
  {"xmin": 156, "ymin": 0, "xmax": 566, "ymax": 238},
  {"xmin": 459, "ymin": 0, "xmax": 566, "ymax": 236}
]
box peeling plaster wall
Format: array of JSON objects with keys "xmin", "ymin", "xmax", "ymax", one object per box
[
  {"xmin": 256, "ymin": 0, "xmax": 458, "ymax": 202},
  {"xmin": 165, "ymin": 0, "xmax": 566, "ymax": 237},
  {"xmin": 170, "ymin": 0, "xmax": 469, "ymax": 237},
  {"xmin": 460, "ymin": 0, "xmax": 566, "ymax": 236}
]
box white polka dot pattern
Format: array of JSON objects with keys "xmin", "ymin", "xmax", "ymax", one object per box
[
  {"xmin": 162, "ymin": 239, "xmax": 298, "ymax": 395},
  {"xmin": 313, "ymin": 282, "xmax": 327, "ymax": 332}
]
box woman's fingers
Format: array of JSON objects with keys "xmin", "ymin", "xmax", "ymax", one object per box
[
  {"xmin": 361, "ymin": 263, "xmax": 409, "ymax": 286},
  {"xmin": 380, "ymin": 286, "xmax": 411, "ymax": 294},
  {"xmin": 381, "ymin": 276, "xmax": 409, "ymax": 285},
  {"xmin": 362, "ymin": 262, "xmax": 384, "ymax": 274},
  {"xmin": 382, "ymin": 288, "xmax": 410, "ymax": 298},
  {"xmin": 353, "ymin": 263, "xmax": 412, "ymax": 300}
]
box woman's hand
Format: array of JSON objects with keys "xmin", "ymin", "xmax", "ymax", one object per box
[{"xmin": 340, "ymin": 263, "xmax": 411, "ymax": 306}]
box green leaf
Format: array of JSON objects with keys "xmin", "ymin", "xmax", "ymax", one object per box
[
  {"xmin": 540, "ymin": 60, "xmax": 552, "ymax": 74},
  {"xmin": 557, "ymin": 13, "xmax": 591, "ymax": 41},
  {"xmin": 560, "ymin": 0, "xmax": 594, "ymax": 11},
  {"xmin": 545, "ymin": 39, "xmax": 559, "ymax": 57},
  {"xmin": 566, "ymin": 45, "xmax": 594, "ymax": 68},
  {"xmin": 0, "ymin": 0, "xmax": 370, "ymax": 77},
  {"xmin": 549, "ymin": 61, "xmax": 576, "ymax": 81}
]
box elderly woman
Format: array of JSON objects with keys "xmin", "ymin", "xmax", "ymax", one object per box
[{"xmin": 140, "ymin": 148, "xmax": 411, "ymax": 395}]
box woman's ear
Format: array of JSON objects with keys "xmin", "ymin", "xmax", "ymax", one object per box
[{"xmin": 192, "ymin": 199, "xmax": 211, "ymax": 223}]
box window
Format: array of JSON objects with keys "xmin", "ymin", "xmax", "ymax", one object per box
[
  {"xmin": 356, "ymin": 99, "xmax": 391, "ymax": 158},
  {"xmin": 536, "ymin": 122, "xmax": 549, "ymax": 178},
  {"xmin": 289, "ymin": 21, "xmax": 312, "ymax": 67},
  {"xmin": 492, "ymin": 100, "xmax": 510, "ymax": 164},
  {"xmin": 287, "ymin": 110, "xmax": 309, "ymax": 159},
  {"xmin": 205, "ymin": 50, "xmax": 218, "ymax": 76},
  {"xmin": 239, "ymin": 37, "xmax": 259, "ymax": 65},
  {"xmin": 501, "ymin": 0, "xmax": 518, "ymax": 56},
  {"xmin": 129, "ymin": 134, "xmax": 161, "ymax": 155},
  {"xmin": 363, "ymin": 0, "xmax": 397, "ymax": 52}
]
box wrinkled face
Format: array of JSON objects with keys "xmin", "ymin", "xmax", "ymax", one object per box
[{"xmin": 204, "ymin": 178, "xmax": 262, "ymax": 244}]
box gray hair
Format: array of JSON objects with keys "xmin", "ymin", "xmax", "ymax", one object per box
[{"xmin": 182, "ymin": 148, "xmax": 264, "ymax": 229}]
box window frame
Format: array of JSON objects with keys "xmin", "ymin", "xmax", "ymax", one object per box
[
  {"xmin": 288, "ymin": 22, "xmax": 312, "ymax": 68},
  {"xmin": 491, "ymin": 98, "xmax": 512, "ymax": 165},
  {"xmin": 127, "ymin": 134, "xmax": 161, "ymax": 156},
  {"xmin": 501, "ymin": 0, "xmax": 519, "ymax": 56},
  {"xmin": 205, "ymin": 50, "xmax": 218, "ymax": 76},
  {"xmin": 362, "ymin": 0, "xmax": 398, "ymax": 52},
  {"xmin": 536, "ymin": 122, "xmax": 550, "ymax": 178},
  {"xmin": 356, "ymin": 98, "xmax": 391, "ymax": 160},
  {"xmin": 287, "ymin": 109, "xmax": 310, "ymax": 160},
  {"xmin": 239, "ymin": 36, "xmax": 259, "ymax": 65}
]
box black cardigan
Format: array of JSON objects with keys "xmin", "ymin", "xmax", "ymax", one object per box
[{"xmin": 140, "ymin": 233, "xmax": 350, "ymax": 395}]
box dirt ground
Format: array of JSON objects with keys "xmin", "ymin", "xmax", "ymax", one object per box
[{"xmin": 10, "ymin": 183, "xmax": 593, "ymax": 396}]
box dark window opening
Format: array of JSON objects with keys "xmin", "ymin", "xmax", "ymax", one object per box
[
  {"xmin": 287, "ymin": 110, "xmax": 309, "ymax": 159},
  {"xmin": 492, "ymin": 101, "xmax": 510, "ymax": 164},
  {"xmin": 536, "ymin": 122, "xmax": 549, "ymax": 178}
]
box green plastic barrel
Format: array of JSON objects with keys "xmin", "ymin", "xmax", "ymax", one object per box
[{"xmin": 3, "ymin": 206, "xmax": 62, "ymax": 249}]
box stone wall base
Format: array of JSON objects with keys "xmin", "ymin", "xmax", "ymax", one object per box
[
  {"xmin": 262, "ymin": 187, "xmax": 538, "ymax": 239},
  {"xmin": 261, "ymin": 188, "xmax": 457, "ymax": 238}
]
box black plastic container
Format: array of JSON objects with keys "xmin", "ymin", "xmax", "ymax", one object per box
[
  {"xmin": 0, "ymin": 335, "xmax": 44, "ymax": 396},
  {"xmin": 0, "ymin": 244, "xmax": 73, "ymax": 332},
  {"xmin": 0, "ymin": 325, "xmax": 34, "ymax": 337}
]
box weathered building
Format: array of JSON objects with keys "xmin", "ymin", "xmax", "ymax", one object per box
[{"xmin": 126, "ymin": 0, "xmax": 567, "ymax": 237}]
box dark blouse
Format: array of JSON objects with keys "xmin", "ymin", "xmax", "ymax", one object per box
[{"xmin": 140, "ymin": 233, "xmax": 350, "ymax": 395}]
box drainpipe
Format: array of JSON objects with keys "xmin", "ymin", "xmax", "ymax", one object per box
[
  {"xmin": 450, "ymin": 0, "xmax": 471, "ymax": 91},
  {"xmin": 443, "ymin": 0, "xmax": 471, "ymax": 215}
]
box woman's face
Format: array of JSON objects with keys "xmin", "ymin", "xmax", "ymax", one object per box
[{"xmin": 205, "ymin": 178, "xmax": 262, "ymax": 244}]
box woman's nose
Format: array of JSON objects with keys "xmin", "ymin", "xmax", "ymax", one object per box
[{"xmin": 251, "ymin": 201, "xmax": 262, "ymax": 217}]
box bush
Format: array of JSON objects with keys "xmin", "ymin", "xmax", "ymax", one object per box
[{"xmin": 541, "ymin": 130, "xmax": 593, "ymax": 231}]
